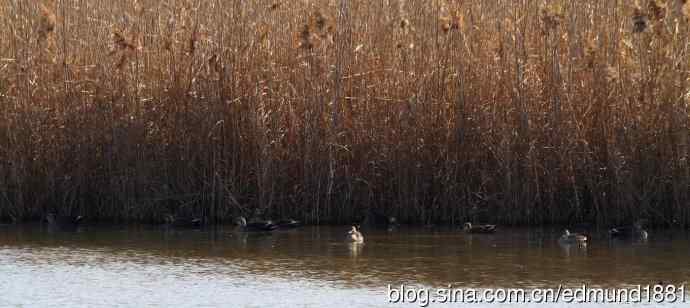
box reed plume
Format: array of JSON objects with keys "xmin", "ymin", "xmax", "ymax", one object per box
[{"xmin": 0, "ymin": 0, "xmax": 687, "ymax": 228}]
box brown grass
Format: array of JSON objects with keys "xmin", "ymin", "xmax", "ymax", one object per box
[{"xmin": 0, "ymin": 0, "xmax": 688, "ymax": 227}]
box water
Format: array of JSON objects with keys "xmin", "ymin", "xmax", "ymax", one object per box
[{"xmin": 0, "ymin": 224, "xmax": 688, "ymax": 307}]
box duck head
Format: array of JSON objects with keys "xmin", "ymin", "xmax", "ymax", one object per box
[
  {"xmin": 463, "ymin": 222, "xmax": 472, "ymax": 231},
  {"xmin": 235, "ymin": 216, "xmax": 247, "ymax": 227}
]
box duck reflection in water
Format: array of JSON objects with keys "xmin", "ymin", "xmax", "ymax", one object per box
[
  {"xmin": 558, "ymin": 230, "xmax": 588, "ymax": 258},
  {"xmin": 348, "ymin": 242, "xmax": 363, "ymax": 258},
  {"xmin": 558, "ymin": 240, "xmax": 588, "ymax": 257}
]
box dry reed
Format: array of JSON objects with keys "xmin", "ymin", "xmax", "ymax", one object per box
[{"xmin": 0, "ymin": 0, "xmax": 688, "ymax": 227}]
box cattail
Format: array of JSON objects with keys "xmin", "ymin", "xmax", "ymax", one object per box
[
  {"xmin": 269, "ymin": 2, "xmax": 280, "ymax": 11},
  {"xmin": 37, "ymin": 4, "xmax": 56, "ymax": 43},
  {"xmin": 632, "ymin": 7, "xmax": 648, "ymax": 33}
]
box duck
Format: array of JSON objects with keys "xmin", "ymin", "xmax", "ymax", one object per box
[
  {"xmin": 346, "ymin": 225, "xmax": 364, "ymax": 243},
  {"xmin": 235, "ymin": 216, "xmax": 278, "ymax": 232},
  {"xmin": 164, "ymin": 214, "xmax": 202, "ymax": 228},
  {"xmin": 463, "ymin": 222, "xmax": 497, "ymax": 234},
  {"xmin": 609, "ymin": 221, "xmax": 648, "ymax": 240},
  {"xmin": 274, "ymin": 219, "xmax": 301, "ymax": 230},
  {"xmin": 45, "ymin": 213, "xmax": 82, "ymax": 230},
  {"xmin": 559, "ymin": 229, "xmax": 587, "ymax": 244}
]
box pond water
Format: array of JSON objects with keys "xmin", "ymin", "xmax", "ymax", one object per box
[{"xmin": 0, "ymin": 224, "xmax": 688, "ymax": 307}]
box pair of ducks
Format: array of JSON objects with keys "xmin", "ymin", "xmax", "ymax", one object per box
[
  {"xmin": 463, "ymin": 222, "xmax": 497, "ymax": 234},
  {"xmin": 559, "ymin": 222, "xmax": 649, "ymax": 244},
  {"xmin": 234, "ymin": 216, "xmax": 301, "ymax": 232},
  {"xmin": 344, "ymin": 222, "xmax": 497, "ymax": 244}
]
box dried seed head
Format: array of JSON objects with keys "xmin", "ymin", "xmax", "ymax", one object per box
[
  {"xmin": 208, "ymin": 54, "xmax": 222, "ymax": 74},
  {"xmin": 258, "ymin": 24, "xmax": 270, "ymax": 44},
  {"xmin": 647, "ymin": 0, "xmax": 666, "ymax": 21},
  {"xmin": 134, "ymin": 0, "xmax": 145, "ymax": 16},
  {"xmin": 400, "ymin": 18, "xmax": 410, "ymax": 30},
  {"xmin": 298, "ymin": 24, "xmax": 313, "ymax": 50},
  {"xmin": 311, "ymin": 11, "xmax": 327, "ymax": 32},
  {"xmin": 683, "ymin": 1, "xmax": 690, "ymax": 19},
  {"xmin": 632, "ymin": 7, "xmax": 648, "ymax": 33},
  {"xmin": 113, "ymin": 31, "xmax": 136, "ymax": 51},
  {"xmin": 440, "ymin": 17, "xmax": 451, "ymax": 33},
  {"xmin": 37, "ymin": 4, "xmax": 56, "ymax": 42},
  {"xmin": 606, "ymin": 65, "xmax": 620, "ymax": 83},
  {"xmin": 440, "ymin": 11, "xmax": 463, "ymax": 33},
  {"xmin": 540, "ymin": 3, "xmax": 564, "ymax": 30},
  {"xmin": 162, "ymin": 39, "xmax": 172, "ymax": 52}
]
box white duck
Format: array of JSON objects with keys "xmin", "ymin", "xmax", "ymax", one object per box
[{"xmin": 347, "ymin": 225, "xmax": 364, "ymax": 244}]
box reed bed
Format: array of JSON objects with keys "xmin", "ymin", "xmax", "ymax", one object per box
[{"xmin": 0, "ymin": 0, "xmax": 688, "ymax": 226}]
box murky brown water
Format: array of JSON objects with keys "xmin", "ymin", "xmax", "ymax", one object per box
[{"xmin": 0, "ymin": 224, "xmax": 688, "ymax": 307}]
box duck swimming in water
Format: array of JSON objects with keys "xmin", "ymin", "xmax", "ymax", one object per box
[
  {"xmin": 609, "ymin": 221, "xmax": 648, "ymax": 240},
  {"xmin": 163, "ymin": 214, "xmax": 202, "ymax": 228},
  {"xmin": 346, "ymin": 225, "xmax": 364, "ymax": 244},
  {"xmin": 559, "ymin": 229, "xmax": 587, "ymax": 244},
  {"xmin": 463, "ymin": 222, "xmax": 497, "ymax": 234},
  {"xmin": 235, "ymin": 216, "xmax": 278, "ymax": 232}
]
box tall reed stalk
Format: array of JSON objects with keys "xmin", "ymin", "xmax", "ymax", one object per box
[{"xmin": 0, "ymin": 0, "xmax": 688, "ymax": 227}]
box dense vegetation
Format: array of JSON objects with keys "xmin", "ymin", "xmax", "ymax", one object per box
[{"xmin": 1, "ymin": 0, "xmax": 689, "ymax": 226}]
